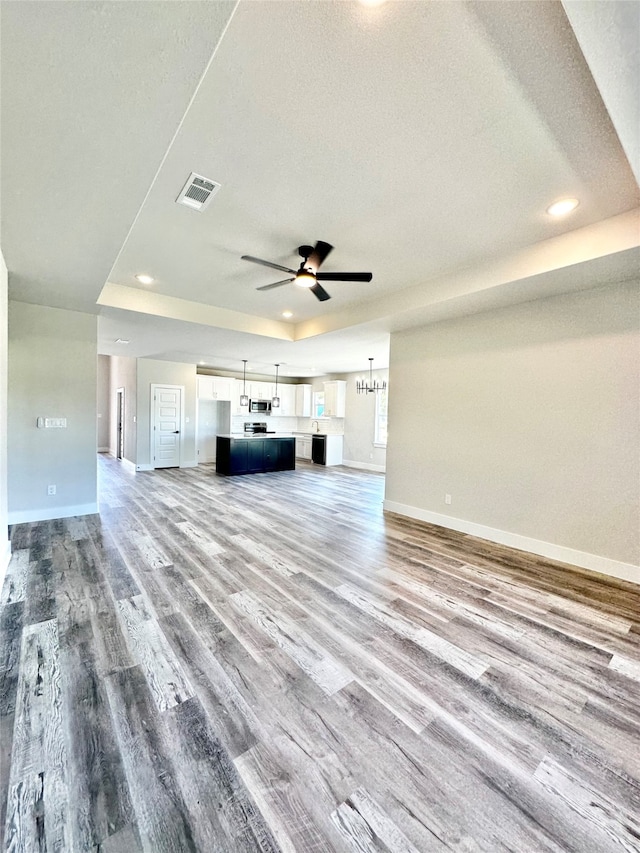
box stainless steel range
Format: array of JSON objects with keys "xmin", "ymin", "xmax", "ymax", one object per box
[{"xmin": 244, "ymin": 422, "xmax": 272, "ymax": 434}]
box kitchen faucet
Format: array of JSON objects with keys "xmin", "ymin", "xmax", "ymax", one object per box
[{"xmin": 312, "ymin": 420, "xmax": 319, "ymax": 433}]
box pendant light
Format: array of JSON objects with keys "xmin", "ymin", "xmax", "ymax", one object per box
[
  {"xmin": 240, "ymin": 359, "xmax": 249, "ymax": 407},
  {"xmin": 356, "ymin": 357, "xmax": 387, "ymax": 394},
  {"xmin": 272, "ymin": 364, "xmax": 280, "ymax": 408}
]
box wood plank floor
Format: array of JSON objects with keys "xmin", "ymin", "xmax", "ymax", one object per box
[{"xmin": 1, "ymin": 454, "xmax": 639, "ymax": 852}]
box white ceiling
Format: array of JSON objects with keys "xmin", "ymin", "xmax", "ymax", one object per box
[{"xmin": 2, "ymin": 1, "xmax": 638, "ymax": 377}]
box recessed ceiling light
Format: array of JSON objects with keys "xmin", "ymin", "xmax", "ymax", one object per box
[
  {"xmin": 115, "ymin": 338, "xmax": 130, "ymax": 344},
  {"xmin": 359, "ymin": 0, "xmax": 386, "ymax": 6},
  {"xmin": 199, "ymin": 361, "xmax": 205, "ymax": 365},
  {"xmin": 282, "ymin": 310, "xmax": 293, "ymax": 318},
  {"xmin": 546, "ymin": 198, "xmax": 579, "ymax": 217},
  {"xmin": 135, "ymin": 274, "xmax": 154, "ymax": 285}
]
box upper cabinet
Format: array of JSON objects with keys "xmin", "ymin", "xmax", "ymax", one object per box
[
  {"xmin": 323, "ymin": 380, "xmax": 346, "ymax": 418},
  {"xmin": 295, "ymin": 384, "xmax": 312, "ymax": 417},
  {"xmin": 249, "ymin": 381, "xmax": 274, "ymax": 400},
  {"xmin": 197, "ymin": 375, "xmax": 234, "ymax": 401},
  {"xmin": 272, "ymin": 383, "xmax": 295, "ymax": 416},
  {"xmin": 212, "ymin": 376, "xmax": 234, "ymax": 401}
]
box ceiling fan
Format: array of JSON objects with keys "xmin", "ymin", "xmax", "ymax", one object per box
[{"xmin": 241, "ymin": 241, "xmax": 372, "ymax": 301}]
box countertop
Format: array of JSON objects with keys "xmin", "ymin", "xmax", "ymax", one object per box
[
  {"xmin": 218, "ymin": 433, "xmax": 295, "ymax": 440},
  {"xmin": 292, "ymin": 431, "xmax": 344, "ymax": 437}
]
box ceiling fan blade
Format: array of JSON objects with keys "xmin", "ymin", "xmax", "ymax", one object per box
[
  {"xmin": 316, "ymin": 271, "xmax": 372, "ymax": 282},
  {"xmin": 310, "ymin": 282, "xmax": 331, "ymax": 301},
  {"xmin": 241, "ymin": 255, "xmax": 296, "ymax": 274},
  {"xmin": 256, "ymin": 278, "xmax": 295, "ymax": 291},
  {"xmin": 306, "ymin": 241, "xmax": 333, "ymax": 272}
]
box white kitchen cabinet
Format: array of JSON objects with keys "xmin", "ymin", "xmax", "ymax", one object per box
[
  {"xmin": 211, "ymin": 376, "xmax": 234, "ymax": 401},
  {"xmin": 323, "ymin": 380, "xmax": 346, "ymax": 418},
  {"xmin": 249, "ymin": 381, "xmax": 274, "ymax": 400},
  {"xmin": 294, "ymin": 434, "xmax": 312, "ymax": 460},
  {"xmin": 295, "ymin": 384, "xmax": 312, "ymax": 417},
  {"xmin": 273, "ymin": 383, "xmax": 295, "ymax": 416},
  {"xmin": 197, "ymin": 375, "xmax": 214, "ymax": 399},
  {"xmin": 230, "ymin": 379, "xmax": 249, "ymax": 415},
  {"xmin": 197, "ymin": 375, "xmax": 234, "ymax": 401}
]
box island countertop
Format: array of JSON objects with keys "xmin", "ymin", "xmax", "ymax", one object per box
[{"xmin": 218, "ymin": 433, "xmax": 294, "ymax": 439}]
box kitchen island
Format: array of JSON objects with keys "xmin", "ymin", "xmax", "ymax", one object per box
[{"xmin": 215, "ymin": 434, "xmax": 295, "ymax": 475}]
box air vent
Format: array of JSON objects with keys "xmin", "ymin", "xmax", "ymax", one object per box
[{"xmin": 176, "ymin": 172, "xmax": 221, "ymax": 211}]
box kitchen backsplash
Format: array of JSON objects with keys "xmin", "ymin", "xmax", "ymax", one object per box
[{"xmin": 230, "ymin": 415, "xmax": 344, "ymax": 434}]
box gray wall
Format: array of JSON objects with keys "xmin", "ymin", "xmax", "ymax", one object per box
[
  {"xmin": 136, "ymin": 358, "xmax": 197, "ymax": 469},
  {"xmin": 0, "ymin": 251, "xmax": 9, "ymax": 575},
  {"xmin": 8, "ymin": 302, "xmax": 98, "ymax": 522},
  {"xmin": 343, "ymin": 366, "xmax": 388, "ymax": 472},
  {"xmin": 97, "ymin": 354, "xmax": 110, "ymax": 451},
  {"xmin": 108, "ymin": 355, "xmax": 137, "ymax": 463},
  {"xmin": 385, "ymin": 281, "xmax": 639, "ymax": 579}
]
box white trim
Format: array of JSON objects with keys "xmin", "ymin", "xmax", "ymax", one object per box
[
  {"xmin": 382, "ymin": 500, "xmax": 640, "ymax": 587},
  {"xmin": 98, "ymin": 446, "xmax": 110, "ymax": 453},
  {"xmin": 150, "ymin": 383, "xmax": 185, "ymax": 470},
  {"xmin": 135, "ymin": 464, "xmax": 153, "ymax": 472},
  {"xmin": 8, "ymin": 502, "xmax": 99, "ymax": 525},
  {"xmin": 0, "ymin": 539, "xmax": 12, "ymax": 593},
  {"xmin": 119, "ymin": 457, "xmax": 136, "ymax": 473},
  {"xmin": 343, "ymin": 459, "xmax": 386, "ymax": 473}
]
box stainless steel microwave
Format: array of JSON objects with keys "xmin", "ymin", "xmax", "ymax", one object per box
[{"xmin": 249, "ymin": 399, "xmax": 272, "ymax": 414}]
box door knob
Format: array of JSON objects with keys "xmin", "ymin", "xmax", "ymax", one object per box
[{"xmin": 173, "ymin": 430, "xmax": 180, "ymax": 434}]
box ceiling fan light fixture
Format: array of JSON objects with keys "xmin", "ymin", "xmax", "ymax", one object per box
[{"xmin": 295, "ymin": 269, "xmax": 316, "ymax": 288}]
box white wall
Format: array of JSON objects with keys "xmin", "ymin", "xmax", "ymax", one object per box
[
  {"xmin": 136, "ymin": 358, "xmax": 197, "ymax": 469},
  {"xmin": 385, "ymin": 282, "xmax": 640, "ymax": 583},
  {"xmin": 8, "ymin": 302, "xmax": 98, "ymax": 523},
  {"xmin": 108, "ymin": 355, "xmax": 137, "ymax": 463},
  {"xmin": 0, "ymin": 251, "xmax": 9, "ymax": 578},
  {"xmin": 97, "ymin": 354, "xmax": 110, "ymax": 451}
]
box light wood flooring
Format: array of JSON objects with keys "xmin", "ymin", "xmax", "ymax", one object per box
[{"xmin": 1, "ymin": 454, "xmax": 639, "ymax": 852}]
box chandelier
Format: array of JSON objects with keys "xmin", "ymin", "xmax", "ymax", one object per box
[{"xmin": 356, "ymin": 357, "xmax": 387, "ymax": 394}]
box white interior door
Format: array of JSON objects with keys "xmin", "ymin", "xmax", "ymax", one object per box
[{"xmin": 153, "ymin": 385, "xmax": 182, "ymax": 468}]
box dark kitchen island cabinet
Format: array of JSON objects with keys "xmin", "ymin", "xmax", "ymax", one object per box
[{"xmin": 215, "ymin": 436, "xmax": 295, "ymax": 476}]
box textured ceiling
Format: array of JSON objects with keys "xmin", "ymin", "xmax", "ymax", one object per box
[{"xmin": 1, "ymin": 1, "xmax": 638, "ymax": 375}]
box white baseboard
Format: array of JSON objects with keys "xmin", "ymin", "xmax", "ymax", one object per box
[
  {"xmin": 382, "ymin": 500, "xmax": 639, "ymax": 586},
  {"xmin": 343, "ymin": 459, "xmax": 386, "ymax": 473},
  {"xmin": 0, "ymin": 538, "xmax": 11, "ymax": 593},
  {"xmin": 8, "ymin": 502, "xmax": 100, "ymax": 525},
  {"xmin": 98, "ymin": 446, "xmax": 110, "ymax": 453},
  {"xmin": 119, "ymin": 457, "xmax": 136, "ymax": 473},
  {"xmin": 136, "ymin": 460, "xmax": 197, "ymax": 472}
]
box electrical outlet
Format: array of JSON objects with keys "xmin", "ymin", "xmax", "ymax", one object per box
[
  {"xmin": 445, "ymin": 493, "xmax": 451, "ymax": 505},
  {"xmin": 47, "ymin": 484, "xmax": 56, "ymax": 496}
]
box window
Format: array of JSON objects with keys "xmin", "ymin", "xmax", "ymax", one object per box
[
  {"xmin": 374, "ymin": 387, "xmax": 388, "ymax": 446},
  {"xmin": 314, "ymin": 391, "xmax": 325, "ymax": 418}
]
